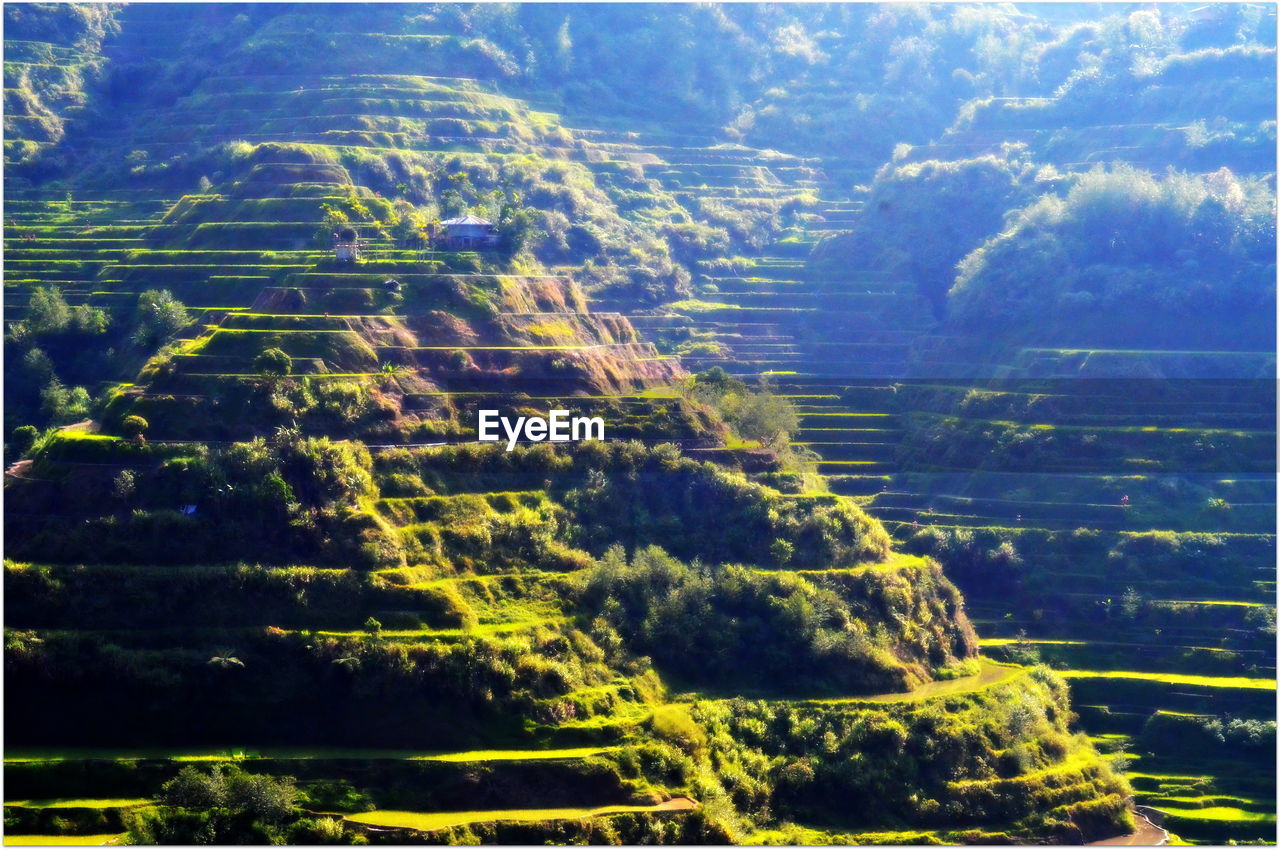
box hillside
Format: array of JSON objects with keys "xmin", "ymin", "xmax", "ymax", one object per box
[{"xmin": 3, "ymin": 3, "xmax": 1274, "ymax": 846}]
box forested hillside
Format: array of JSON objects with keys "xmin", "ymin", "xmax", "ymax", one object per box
[{"xmin": 4, "ymin": 3, "xmax": 1274, "ymax": 845}]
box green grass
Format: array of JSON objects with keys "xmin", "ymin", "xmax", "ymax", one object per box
[
  {"xmin": 979, "ymin": 638, "xmax": 1086, "ymax": 647},
  {"xmin": 754, "ymin": 552, "xmax": 932, "ymax": 577},
  {"xmin": 1150, "ymin": 795, "xmax": 1270, "ymax": 809},
  {"xmin": 3, "ymin": 799, "xmax": 149, "ymax": 808},
  {"xmin": 1059, "ymin": 670, "xmax": 1276, "ymax": 689},
  {"xmin": 1154, "ymin": 599, "xmax": 1268, "ymax": 608},
  {"xmin": 3, "ymin": 835, "xmax": 125, "ymax": 846},
  {"xmin": 4, "ymin": 746, "xmax": 613, "ymax": 764},
  {"xmin": 416, "ymin": 746, "xmax": 619, "ymax": 762},
  {"xmin": 345, "ymin": 800, "xmax": 695, "ymax": 831},
  {"xmin": 1156, "ymin": 805, "xmax": 1275, "ymax": 822},
  {"xmin": 281, "ymin": 618, "xmax": 565, "ymax": 639}
]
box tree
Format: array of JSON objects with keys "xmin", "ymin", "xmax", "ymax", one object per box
[
  {"xmin": 20, "ymin": 348, "xmax": 54, "ymax": 383},
  {"xmin": 811, "ymin": 155, "xmax": 1028, "ymax": 319},
  {"xmin": 389, "ymin": 200, "xmax": 427, "ymax": 247},
  {"xmin": 208, "ymin": 650, "xmax": 245, "ymax": 670},
  {"xmin": 132, "ymin": 289, "xmax": 189, "ymax": 347},
  {"xmin": 1120, "ymin": 586, "xmax": 1142, "ymax": 619},
  {"xmin": 142, "ymin": 766, "xmax": 302, "ymax": 844},
  {"xmin": 688, "ymin": 366, "xmax": 746, "ymax": 406},
  {"xmin": 733, "ymin": 379, "xmax": 799, "ymax": 448},
  {"xmin": 162, "ymin": 765, "xmax": 229, "ymax": 809},
  {"xmin": 948, "ymin": 165, "xmax": 1277, "ymax": 349},
  {"xmin": 40, "ymin": 380, "xmax": 91, "ymax": 424},
  {"xmin": 497, "ymin": 191, "xmax": 540, "ymax": 258},
  {"xmin": 254, "ymin": 348, "xmax": 292, "ymax": 377},
  {"xmin": 113, "ymin": 469, "xmax": 137, "ymax": 501},
  {"xmin": 10, "ymin": 425, "xmax": 39, "ymax": 458},
  {"xmin": 224, "ymin": 771, "xmax": 299, "ymax": 822},
  {"xmin": 122, "ymin": 414, "xmax": 149, "ymax": 440},
  {"xmin": 26, "ymin": 287, "xmax": 71, "ymax": 335},
  {"xmin": 71, "ymin": 303, "xmax": 110, "ymax": 335}
]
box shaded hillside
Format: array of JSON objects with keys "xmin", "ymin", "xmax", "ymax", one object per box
[
  {"xmin": 3, "ymin": 3, "xmax": 121, "ymax": 179},
  {"xmin": 947, "ymin": 165, "xmax": 1276, "ymax": 353}
]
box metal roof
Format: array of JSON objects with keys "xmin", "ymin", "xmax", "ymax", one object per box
[{"xmin": 441, "ymin": 215, "xmax": 493, "ymax": 226}]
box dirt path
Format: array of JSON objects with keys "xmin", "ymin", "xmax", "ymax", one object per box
[
  {"xmin": 808, "ymin": 659, "xmax": 1024, "ymax": 705},
  {"xmin": 1089, "ymin": 809, "xmax": 1169, "ymax": 846},
  {"xmin": 4, "ymin": 459, "xmax": 34, "ymax": 480}
]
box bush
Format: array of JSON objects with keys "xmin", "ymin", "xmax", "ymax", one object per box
[
  {"xmin": 10, "ymin": 424, "xmax": 39, "ymax": 457},
  {"xmin": 582, "ymin": 545, "xmax": 930, "ymax": 694},
  {"xmin": 122, "ymin": 414, "xmax": 149, "ymax": 439},
  {"xmin": 650, "ymin": 704, "xmax": 707, "ymax": 754},
  {"xmin": 132, "ymin": 290, "xmax": 189, "ymax": 348},
  {"xmin": 253, "ymin": 347, "xmax": 292, "ymax": 376}
]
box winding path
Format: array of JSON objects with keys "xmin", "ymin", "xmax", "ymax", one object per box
[
  {"xmin": 1089, "ymin": 808, "xmax": 1170, "ymax": 846},
  {"xmin": 807, "ymin": 659, "xmax": 1024, "ymax": 705}
]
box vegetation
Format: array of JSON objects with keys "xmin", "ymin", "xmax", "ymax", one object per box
[
  {"xmin": 812, "ymin": 155, "xmax": 1035, "ymax": 318},
  {"xmin": 2, "ymin": 2, "xmax": 1272, "ymax": 846},
  {"xmin": 949, "ymin": 166, "xmax": 1276, "ymax": 350},
  {"xmin": 124, "ymin": 766, "xmax": 364, "ymax": 844},
  {"xmin": 688, "ymin": 369, "xmax": 801, "ymax": 450},
  {"xmin": 581, "ymin": 545, "xmax": 974, "ymax": 694}
]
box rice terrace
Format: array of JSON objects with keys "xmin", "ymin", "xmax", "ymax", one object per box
[{"xmin": 2, "ymin": 2, "xmax": 1275, "ymax": 846}]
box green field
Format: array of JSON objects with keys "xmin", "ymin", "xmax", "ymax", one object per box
[{"xmin": 346, "ymin": 799, "xmax": 697, "ymax": 831}]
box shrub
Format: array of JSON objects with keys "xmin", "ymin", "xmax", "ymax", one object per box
[
  {"xmin": 132, "ymin": 290, "xmax": 190, "ymax": 348},
  {"xmin": 121, "ymin": 414, "xmax": 149, "ymax": 439},
  {"xmin": 582, "ymin": 545, "xmax": 923, "ymax": 694},
  {"xmin": 650, "ymin": 704, "xmax": 708, "ymax": 754},
  {"xmin": 10, "ymin": 424, "xmax": 39, "ymax": 457},
  {"xmin": 254, "ymin": 347, "xmax": 292, "ymax": 376}
]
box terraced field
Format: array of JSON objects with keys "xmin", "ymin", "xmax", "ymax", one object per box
[
  {"xmin": 346, "ymin": 798, "xmax": 698, "ymax": 832},
  {"xmin": 5, "ymin": 5, "xmax": 1274, "ymax": 845},
  {"xmin": 672, "ymin": 374, "xmax": 1274, "ymax": 844},
  {"xmin": 605, "ymin": 160, "xmax": 1275, "ymax": 846}
]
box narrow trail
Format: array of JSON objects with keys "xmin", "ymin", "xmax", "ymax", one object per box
[
  {"xmin": 1089, "ymin": 808, "xmax": 1170, "ymax": 846},
  {"xmin": 4, "ymin": 459, "xmax": 34, "ymax": 480},
  {"xmin": 807, "ymin": 659, "xmax": 1024, "ymax": 705},
  {"xmin": 684, "ymin": 659, "xmax": 1025, "ymax": 706}
]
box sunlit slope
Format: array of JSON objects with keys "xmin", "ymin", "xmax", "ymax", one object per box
[{"xmin": 4, "ymin": 434, "xmax": 1131, "ymax": 842}]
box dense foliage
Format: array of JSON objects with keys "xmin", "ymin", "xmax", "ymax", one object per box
[
  {"xmin": 812, "ymin": 155, "xmax": 1036, "ymax": 317},
  {"xmin": 949, "ymin": 166, "xmax": 1276, "ymax": 349},
  {"xmin": 582, "ymin": 546, "xmax": 973, "ymax": 694}
]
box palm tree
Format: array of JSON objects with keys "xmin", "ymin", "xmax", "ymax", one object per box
[
  {"xmin": 379, "ymin": 361, "xmax": 406, "ymax": 389},
  {"xmin": 208, "ymin": 649, "xmax": 244, "ymax": 670}
]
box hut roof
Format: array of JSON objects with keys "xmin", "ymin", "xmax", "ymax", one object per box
[{"xmin": 441, "ymin": 215, "xmax": 493, "ymax": 226}]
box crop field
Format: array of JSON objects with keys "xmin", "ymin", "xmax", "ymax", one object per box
[
  {"xmin": 346, "ymin": 799, "xmax": 698, "ymax": 831},
  {"xmin": 1059, "ymin": 671, "xmax": 1276, "ymax": 690},
  {"xmin": 3, "ymin": 834, "xmax": 126, "ymax": 845}
]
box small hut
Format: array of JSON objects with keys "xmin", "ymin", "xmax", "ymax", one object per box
[{"xmin": 438, "ymin": 215, "xmax": 498, "ymax": 250}]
